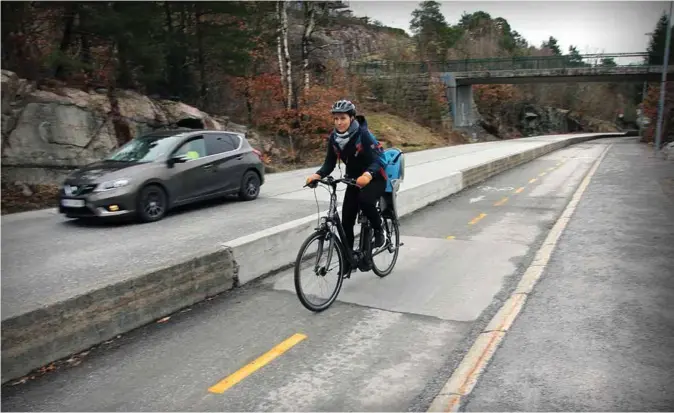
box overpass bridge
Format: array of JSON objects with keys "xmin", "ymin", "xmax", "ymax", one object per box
[{"xmin": 349, "ymin": 53, "xmax": 674, "ymax": 127}]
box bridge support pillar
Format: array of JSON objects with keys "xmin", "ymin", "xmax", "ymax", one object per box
[{"xmin": 440, "ymin": 73, "xmax": 476, "ymax": 128}]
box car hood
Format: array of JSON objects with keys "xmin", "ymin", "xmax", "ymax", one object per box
[{"xmin": 65, "ymin": 160, "xmax": 152, "ymax": 184}]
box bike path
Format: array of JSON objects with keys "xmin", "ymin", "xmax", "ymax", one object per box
[
  {"xmin": 1, "ymin": 140, "xmax": 613, "ymax": 411},
  {"xmin": 463, "ymin": 139, "xmax": 674, "ymax": 411}
]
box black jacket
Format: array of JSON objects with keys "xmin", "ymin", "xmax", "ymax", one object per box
[{"xmin": 316, "ymin": 116, "xmax": 387, "ymax": 181}]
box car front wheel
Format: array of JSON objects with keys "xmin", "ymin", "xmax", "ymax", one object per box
[{"xmin": 136, "ymin": 184, "xmax": 168, "ymax": 223}]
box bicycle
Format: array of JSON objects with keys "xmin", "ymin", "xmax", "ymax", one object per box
[{"xmin": 294, "ymin": 175, "xmax": 402, "ymax": 312}]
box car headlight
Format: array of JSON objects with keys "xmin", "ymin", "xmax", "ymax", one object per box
[{"xmin": 94, "ymin": 179, "xmax": 130, "ymax": 192}]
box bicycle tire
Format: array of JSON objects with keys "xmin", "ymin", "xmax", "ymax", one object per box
[
  {"xmin": 294, "ymin": 230, "xmax": 346, "ymax": 312},
  {"xmin": 372, "ymin": 216, "xmax": 400, "ymax": 278}
]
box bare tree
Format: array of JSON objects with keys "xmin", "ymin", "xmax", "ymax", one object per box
[
  {"xmin": 277, "ymin": 0, "xmax": 293, "ymax": 110},
  {"xmin": 276, "ymin": 0, "xmax": 286, "ymax": 97},
  {"xmin": 301, "ymin": 2, "xmax": 317, "ymax": 93}
]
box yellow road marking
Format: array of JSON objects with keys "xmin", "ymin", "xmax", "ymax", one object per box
[
  {"xmin": 446, "ymin": 236, "xmax": 455, "ymax": 240},
  {"xmin": 539, "ymin": 172, "xmax": 547, "ymax": 177},
  {"xmin": 208, "ymin": 333, "xmax": 307, "ymax": 394},
  {"xmin": 547, "ymin": 167, "xmax": 556, "ymax": 171},
  {"xmin": 468, "ymin": 213, "xmax": 487, "ymax": 225},
  {"xmin": 493, "ymin": 197, "xmax": 508, "ymax": 206},
  {"xmin": 514, "ymin": 187, "xmax": 525, "ymax": 194},
  {"xmin": 529, "ymin": 178, "xmax": 537, "ymax": 184}
]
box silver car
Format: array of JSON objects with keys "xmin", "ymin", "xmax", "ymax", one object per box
[{"xmin": 58, "ymin": 128, "xmax": 265, "ymax": 223}]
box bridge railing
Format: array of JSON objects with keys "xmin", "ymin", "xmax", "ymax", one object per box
[{"xmin": 349, "ymin": 53, "xmax": 651, "ymax": 75}]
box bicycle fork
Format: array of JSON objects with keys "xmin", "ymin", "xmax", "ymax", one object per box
[{"xmin": 313, "ymin": 231, "xmax": 336, "ymax": 277}]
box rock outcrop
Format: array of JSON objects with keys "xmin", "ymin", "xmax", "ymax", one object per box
[
  {"xmin": 1, "ymin": 70, "xmax": 246, "ymax": 184},
  {"xmin": 477, "ymin": 101, "xmax": 620, "ymax": 140}
]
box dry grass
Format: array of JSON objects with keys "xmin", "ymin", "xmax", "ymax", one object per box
[{"xmin": 365, "ymin": 112, "xmax": 457, "ymax": 151}]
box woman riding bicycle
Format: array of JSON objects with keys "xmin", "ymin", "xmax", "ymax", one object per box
[{"xmin": 306, "ymin": 99, "xmax": 388, "ymax": 255}]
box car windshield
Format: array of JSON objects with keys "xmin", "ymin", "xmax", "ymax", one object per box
[{"xmin": 105, "ymin": 134, "xmax": 181, "ymax": 163}]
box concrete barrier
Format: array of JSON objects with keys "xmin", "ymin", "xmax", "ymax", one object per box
[
  {"xmin": 224, "ymin": 133, "xmax": 624, "ymax": 290},
  {"xmin": 1, "ymin": 246, "xmax": 237, "ymax": 383},
  {"xmin": 0, "ymin": 132, "xmax": 624, "ymax": 384}
]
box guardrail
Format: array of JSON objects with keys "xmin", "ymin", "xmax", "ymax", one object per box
[{"xmin": 349, "ymin": 52, "xmax": 651, "ymax": 75}]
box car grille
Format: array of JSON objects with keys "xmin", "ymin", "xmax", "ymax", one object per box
[{"xmin": 63, "ymin": 184, "xmax": 97, "ymax": 196}]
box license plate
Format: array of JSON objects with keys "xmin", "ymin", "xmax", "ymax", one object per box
[{"xmin": 61, "ymin": 199, "xmax": 85, "ymax": 208}]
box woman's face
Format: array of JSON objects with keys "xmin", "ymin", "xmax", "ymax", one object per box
[{"xmin": 333, "ymin": 113, "xmax": 351, "ymax": 133}]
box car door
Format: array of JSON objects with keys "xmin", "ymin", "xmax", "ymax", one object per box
[
  {"xmin": 223, "ymin": 133, "xmax": 248, "ymax": 178},
  {"xmin": 204, "ymin": 133, "xmax": 241, "ymax": 194},
  {"xmin": 168, "ymin": 136, "xmax": 214, "ymax": 202}
]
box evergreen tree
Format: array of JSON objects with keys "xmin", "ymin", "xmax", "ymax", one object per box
[
  {"xmin": 410, "ymin": 1, "xmax": 459, "ymax": 61},
  {"xmin": 647, "ymin": 12, "xmax": 673, "ymax": 65},
  {"xmin": 542, "ymin": 36, "xmax": 562, "ymax": 56}
]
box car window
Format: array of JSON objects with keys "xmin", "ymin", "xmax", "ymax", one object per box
[
  {"xmin": 205, "ymin": 133, "xmax": 238, "ymax": 155},
  {"xmin": 225, "ymin": 133, "xmax": 242, "ymax": 150},
  {"xmin": 105, "ymin": 134, "xmax": 182, "ymax": 163},
  {"xmin": 174, "ymin": 137, "xmax": 207, "ymax": 160}
]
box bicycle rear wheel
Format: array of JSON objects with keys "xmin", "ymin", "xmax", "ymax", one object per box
[
  {"xmin": 372, "ymin": 216, "xmax": 400, "ymax": 277},
  {"xmin": 294, "ymin": 230, "xmax": 345, "ymax": 312}
]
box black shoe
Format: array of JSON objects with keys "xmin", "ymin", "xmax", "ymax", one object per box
[{"xmin": 374, "ymin": 228, "xmax": 386, "ymax": 248}]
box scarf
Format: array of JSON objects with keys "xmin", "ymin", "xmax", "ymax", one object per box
[{"xmin": 333, "ymin": 118, "xmax": 360, "ymax": 151}]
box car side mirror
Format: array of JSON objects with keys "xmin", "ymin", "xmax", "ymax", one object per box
[{"xmin": 167, "ymin": 154, "xmax": 188, "ymax": 167}]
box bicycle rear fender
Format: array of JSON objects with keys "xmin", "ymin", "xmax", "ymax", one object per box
[{"xmin": 379, "ymin": 180, "xmax": 401, "ymax": 219}]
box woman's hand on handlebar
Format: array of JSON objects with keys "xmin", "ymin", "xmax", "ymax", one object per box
[{"xmin": 305, "ymin": 173, "xmax": 321, "ymax": 188}]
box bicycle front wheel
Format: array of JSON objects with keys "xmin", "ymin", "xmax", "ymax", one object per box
[
  {"xmin": 372, "ymin": 216, "xmax": 400, "ymax": 277},
  {"xmin": 294, "ymin": 230, "xmax": 345, "ymax": 312}
]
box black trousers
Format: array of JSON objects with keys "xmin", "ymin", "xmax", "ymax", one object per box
[{"xmin": 341, "ymin": 177, "xmax": 386, "ymax": 251}]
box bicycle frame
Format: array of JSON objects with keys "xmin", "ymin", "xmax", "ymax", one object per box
[
  {"xmin": 316, "ymin": 178, "xmax": 362, "ymax": 269},
  {"xmin": 308, "ymin": 176, "xmax": 398, "ymax": 272}
]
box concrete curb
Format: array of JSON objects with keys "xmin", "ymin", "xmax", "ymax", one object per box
[
  {"xmin": 1, "ymin": 246, "xmax": 237, "ymax": 383},
  {"xmin": 0, "ymin": 133, "xmax": 623, "ymax": 384}
]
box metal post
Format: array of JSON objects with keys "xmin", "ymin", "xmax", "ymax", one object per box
[
  {"xmin": 654, "ymin": 1, "xmax": 673, "ymax": 154},
  {"xmin": 640, "ymin": 81, "xmax": 647, "ymax": 139}
]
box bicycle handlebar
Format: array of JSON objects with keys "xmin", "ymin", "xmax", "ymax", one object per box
[{"xmin": 303, "ymin": 175, "xmax": 358, "ymax": 189}]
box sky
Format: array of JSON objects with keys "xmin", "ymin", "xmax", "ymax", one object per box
[{"xmin": 346, "ymin": 1, "xmax": 672, "ymax": 55}]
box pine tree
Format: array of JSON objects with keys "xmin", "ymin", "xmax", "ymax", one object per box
[{"xmin": 647, "ymin": 12, "xmax": 673, "ymax": 65}]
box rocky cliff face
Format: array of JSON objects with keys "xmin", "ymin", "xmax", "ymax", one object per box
[
  {"xmin": 284, "ymin": 20, "xmax": 413, "ymax": 70},
  {"xmin": 475, "ymin": 101, "xmax": 620, "ymax": 140},
  {"xmin": 1, "ymin": 70, "xmax": 247, "ymax": 184},
  {"xmin": 312, "ymin": 25, "xmax": 413, "ymax": 65}
]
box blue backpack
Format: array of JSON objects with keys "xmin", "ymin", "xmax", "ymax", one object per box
[{"xmin": 381, "ymin": 147, "xmax": 405, "ymax": 193}]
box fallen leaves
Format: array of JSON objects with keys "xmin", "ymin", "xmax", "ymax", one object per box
[
  {"xmin": 8, "ymin": 348, "xmax": 92, "ymax": 386},
  {"xmin": 37, "ymin": 363, "xmax": 57, "ymax": 374}
]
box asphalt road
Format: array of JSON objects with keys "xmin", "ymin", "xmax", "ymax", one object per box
[
  {"xmin": 463, "ymin": 139, "xmax": 674, "ymax": 411},
  {"xmin": 0, "ymin": 139, "xmax": 521, "ymax": 319},
  {"xmin": 2, "ymin": 139, "xmax": 617, "ymax": 411}
]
